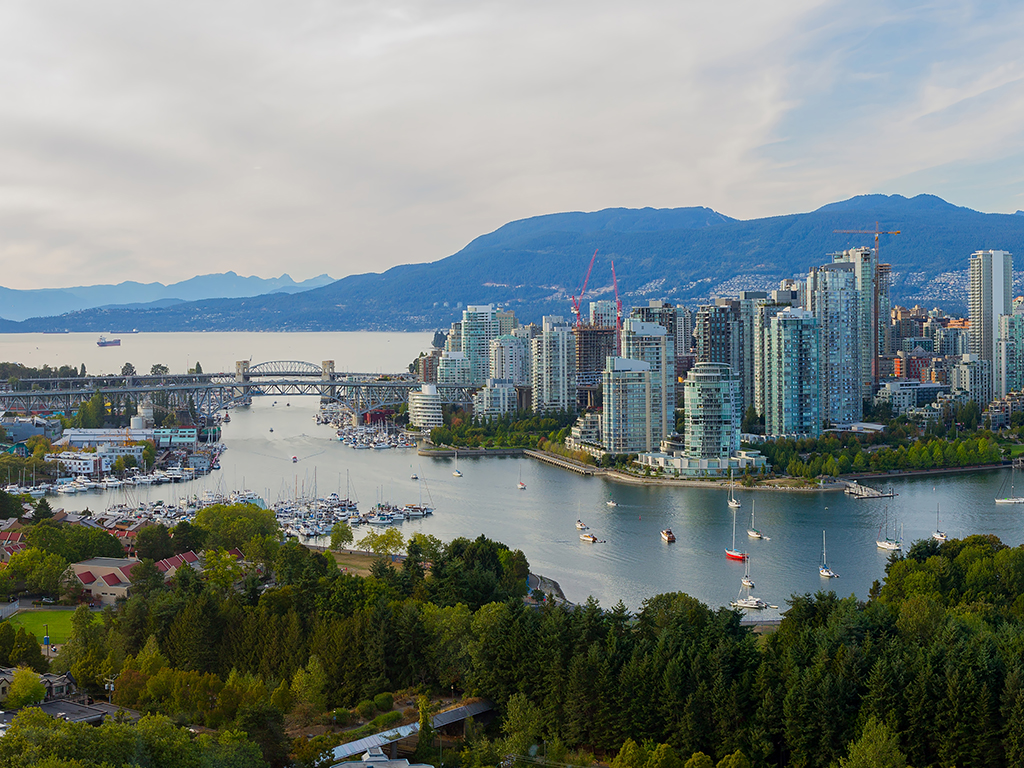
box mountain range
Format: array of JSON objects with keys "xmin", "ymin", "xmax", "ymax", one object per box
[
  {"xmin": 0, "ymin": 272, "xmax": 335, "ymax": 322},
  {"xmin": 3, "ymin": 194, "xmax": 1024, "ymax": 333}
]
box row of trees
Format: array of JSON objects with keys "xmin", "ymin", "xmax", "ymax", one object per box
[
  {"xmin": 758, "ymin": 435, "xmax": 1004, "ymax": 477},
  {"xmin": 430, "ymin": 411, "xmax": 577, "ymax": 450}
]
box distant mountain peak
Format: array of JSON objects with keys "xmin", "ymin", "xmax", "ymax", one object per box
[{"xmin": 813, "ymin": 193, "xmax": 967, "ymax": 214}]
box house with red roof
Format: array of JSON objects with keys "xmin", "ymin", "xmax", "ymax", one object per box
[{"xmin": 68, "ymin": 557, "xmax": 141, "ymax": 605}]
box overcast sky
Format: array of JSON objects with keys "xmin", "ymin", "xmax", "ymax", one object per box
[{"xmin": 1, "ymin": 1, "xmax": 1023, "ymax": 290}]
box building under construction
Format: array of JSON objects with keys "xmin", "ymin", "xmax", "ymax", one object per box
[{"xmin": 573, "ymin": 324, "xmax": 616, "ymax": 408}]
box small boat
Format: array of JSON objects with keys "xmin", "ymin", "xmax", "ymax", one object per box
[
  {"xmin": 820, "ymin": 530, "xmax": 838, "ymax": 578},
  {"xmin": 730, "ymin": 595, "xmax": 771, "ymax": 610},
  {"xmin": 661, "ymin": 529, "xmax": 675, "ymax": 543},
  {"xmin": 453, "ymin": 451, "xmax": 462, "ymax": 478},
  {"xmin": 932, "ymin": 504, "xmax": 947, "ymax": 542},
  {"xmin": 580, "ymin": 532, "xmax": 600, "ymax": 543},
  {"xmin": 292, "ymin": 456, "xmax": 298, "ymax": 463},
  {"xmin": 411, "ymin": 473, "xmax": 419, "ymax": 480},
  {"xmin": 576, "ymin": 519, "xmax": 588, "ymax": 530},
  {"xmin": 995, "ymin": 464, "xmax": 1024, "ymax": 503},
  {"xmin": 269, "ymin": 428, "xmax": 274, "ymax": 433},
  {"xmin": 517, "ymin": 467, "xmax": 526, "ymax": 490},
  {"xmin": 222, "ymin": 413, "xmax": 230, "ymax": 423},
  {"xmin": 606, "ymin": 499, "xmax": 618, "ymax": 507},
  {"xmin": 725, "ymin": 507, "xmax": 748, "ymax": 560},
  {"xmin": 728, "ymin": 469, "xmax": 741, "ymax": 509},
  {"xmin": 97, "ymin": 335, "xmax": 121, "ymax": 347}
]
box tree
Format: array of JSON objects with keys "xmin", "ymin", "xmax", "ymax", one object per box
[
  {"xmin": 194, "ymin": 504, "xmax": 278, "ymax": 551},
  {"xmin": 33, "ymin": 497, "xmax": 53, "ymax": 522},
  {"xmin": 150, "ymin": 363, "xmax": 169, "ymax": 375},
  {"xmin": 121, "ymin": 362, "xmax": 137, "ymax": 377},
  {"xmin": 4, "ymin": 666, "xmax": 45, "ymax": 708},
  {"xmin": 129, "ymin": 559, "xmax": 167, "ymax": 600},
  {"xmin": 135, "ymin": 524, "xmax": 173, "ymax": 561},
  {"xmin": 330, "ymin": 522, "xmax": 353, "ymax": 551},
  {"xmin": 684, "ymin": 755, "xmax": 714, "ymax": 768},
  {"xmin": 10, "ymin": 627, "xmax": 47, "ymax": 672},
  {"xmin": 358, "ymin": 528, "xmax": 405, "ymax": 561},
  {"xmin": 204, "ymin": 548, "xmax": 246, "ymax": 595},
  {"xmin": 170, "ymin": 520, "xmax": 208, "ymax": 553},
  {"xmin": 236, "ymin": 700, "xmax": 289, "ymax": 768},
  {"xmin": 836, "ymin": 717, "xmax": 908, "ymax": 768}
]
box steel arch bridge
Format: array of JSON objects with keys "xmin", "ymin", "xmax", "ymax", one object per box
[{"xmin": 0, "ymin": 360, "xmax": 474, "ymax": 423}]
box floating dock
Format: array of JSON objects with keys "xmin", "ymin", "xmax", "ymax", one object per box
[{"xmin": 844, "ymin": 481, "xmax": 897, "ymax": 499}]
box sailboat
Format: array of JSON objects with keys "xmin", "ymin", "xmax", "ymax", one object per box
[
  {"xmin": 517, "ymin": 466, "xmax": 526, "ymax": 490},
  {"xmin": 995, "ymin": 463, "xmax": 1024, "ymax": 503},
  {"xmin": 741, "ymin": 557, "xmax": 755, "ymax": 588},
  {"xmin": 410, "ymin": 464, "xmax": 418, "ymax": 481},
  {"xmin": 452, "ymin": 451, "xmax": 462, "ymax": 478},
  {"xmin": 728, "ymin": 468, "xmax": 741, "ymax": 509},
  {"xmin": 746, "ymin": 500, "xmax": 768, "ymax": 539},
  {"xmin": 876, "ymin": 508, "xmax": 902, "ymax": 551},
  {"xmin": 725, "ymin": 506, "xmax": 748, "ymax": 560},
  {"xmin": 820, "ymin": 530, "xmax": 838, "ymax": 578},
  {"xmin": 932, "ymin": 504, "xmax": 947, "ymax": 542}
]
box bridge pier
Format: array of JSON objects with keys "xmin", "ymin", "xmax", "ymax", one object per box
[{"xmin": 351, "ymin": 412, "xmax": 362, "ymax": 427}]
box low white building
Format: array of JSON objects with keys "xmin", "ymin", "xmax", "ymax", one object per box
[
  {"xmin": 565, "ymin": 412, "xmax": 603, "ymax": 457},
  {"xmin": 637, "ymin": 438, "xmax": 767, "ymax": 478},
  {"xmin": 408, "ymin": 385, "xmax": 443, "ymax": 430},
  {"xmin": 44, "ymin": 452, "xmax": 102, "ymax": 476}
]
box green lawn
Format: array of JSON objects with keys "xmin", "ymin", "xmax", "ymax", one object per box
[
  {"xmin": 6, "ymin": 609, "xmax": 87, "ymax": 645},
  {"xmin": 1008, "ymin": 444, "xmax": 1024, "ymax": 457}
]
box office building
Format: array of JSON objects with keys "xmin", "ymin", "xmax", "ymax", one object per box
[
  {"xmin": 807, "ymin": 263, "xmax": 862, "ymax": 426},
  {"xmin": 765, "ymin": 308, "xmax": 821, "ymax": 438},
  {"xmin": 969, "ymin": 249, "xmax": 1013, "ymax": 366},
  {"xmin": 531, "ymin": 316, "xmax": 576, "ymax": 413},
  {"xmin": 601, "ymin": 357, "xmax": 653, "ymax": 453}
]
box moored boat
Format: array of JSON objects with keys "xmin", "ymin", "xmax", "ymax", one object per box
[
  {"xmin": 580, "ymin": 532, "xmax": 599, "ymax": 543},
  {"xmin": 661, "ymin": 529, "xmax": 675, "ymax": 543}
]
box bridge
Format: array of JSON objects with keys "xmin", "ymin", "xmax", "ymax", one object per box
[{"xmin": 0, "ymin": 360, "xmax": 475, "ymax": 424}]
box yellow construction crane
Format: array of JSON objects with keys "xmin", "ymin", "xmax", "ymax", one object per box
[{"xmin": 834, "ymin": 222, "xmax": 901, "ymax": 388}]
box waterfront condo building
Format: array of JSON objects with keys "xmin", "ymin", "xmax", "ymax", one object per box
[
  {"xmin": 950, "ymin": 353, "xmax": 993, "ymax": 405},
  {"xmin": 461, "ymin": 305, "xmax": 499, "ymax": 386},
  {"xmin": 807, "ymin": 262, "xmax": 862, "ymax": 426},
  {"xmin": 437, "ymin": 351, "xmax": 472, "ymax": 385},
  {"xmin": 753, "ymin": 303, "xmax": 789, "ymax": 417},
  {"xmin": 997, "ymin": 309, "xmax": 1024, "ymax": 397},
  {"xmin": 489, "ymin": 335, "xmax": 530, "ymax": 386},
  {"xmin": 601, "ymin": 357, "xmax": 653, "ymax": 453},
  {"xmin": 683, "ymin": 362, "xmax": 740, "ymax": 460},
  {"xmin": 531, "ymin": 316, "xmax": 576, "ymax": 413},
  {"xmin": 969, "ymin": 249, "xmax": 1013, "ymax": 367},
  {"xmin": 621, "ymin": 318, "xmax": 674, "ymax": 447},
  {"xmin": 473, "ymin": 379, "xmax": 518, "ymax": 419},
  {"xmin": 408, "ymin": 384, "xmax": 443, "ymax": 430},
  {"xmin": 765, "ymin": 307, "xmax": 821, "ymax": 438}
]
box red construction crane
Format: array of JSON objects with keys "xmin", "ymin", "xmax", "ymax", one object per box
[
  {"xmin": 570, "ymin": 249, "xmax": 599, "ymax": 327},
  {"xmin": 834, "ymin": 222, "xmax": 901, "ymax": 388},
  {"xmin": 611, "ymin": 259, "xmax": 622, "ymax": 356}
]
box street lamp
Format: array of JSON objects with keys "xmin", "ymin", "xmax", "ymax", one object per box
[
  {"xmin": 43, "ymin": 623, "xmax": 49, "ymax": 658},
  {"xmin": 104, "ymin": 674, "xmax": 118, "ymax": 704}
]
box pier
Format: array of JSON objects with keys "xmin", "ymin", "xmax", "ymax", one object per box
[
  {"xmin": 844, "ymin": 481, "xmax": 897, "ymax": 499},
  {"xmin": 523, "ymin": 449, "xmax": 601, "ymax": 476}
]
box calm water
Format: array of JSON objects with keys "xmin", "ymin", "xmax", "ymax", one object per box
[{"xmin": 4, "ymin": 332, "xmax": 1024, "ymax": 613}]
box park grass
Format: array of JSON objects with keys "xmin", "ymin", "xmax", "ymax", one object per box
[
  {"xmin": 6, "ymin": 609, "xmax": 89, "ymax": 645},
  {"xmin": 329, "ymin": 550, "xmax": 377, "ymax": 577},
  {"xmin": 1008, "ymin": 444, "xmax": 1024, "ymax": 457}
]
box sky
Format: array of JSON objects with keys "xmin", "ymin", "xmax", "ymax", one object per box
[{"xmin": 1, "ymin": 0, "xmax": 1023, "ymax": 291}]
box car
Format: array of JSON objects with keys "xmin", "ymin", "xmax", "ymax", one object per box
[{"xmin": 41, "ymin": 597, "xmax": 55, "ymax": 604}]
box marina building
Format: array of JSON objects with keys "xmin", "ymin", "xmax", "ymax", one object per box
[
  {"xmin": 601, "ymin": 357, "xmax": 653, "ymax": 453},
  {"xmin": 531, "ymin": 316, "xmax": 576, "ymax": 413},
  {"xmin": 969, "ymin": 249, "xmax": 1013, "ymax": 367},
  {"xmin": 808, "ymin": 262, "xmax": 862, "ymax": 426},
  {"xmin": 765, "ymin": 307, "xmax": 821, "ymax": 438},
  {"xmin": 408, "ymin": 385, "xmax": 443, "ymax": 430}
]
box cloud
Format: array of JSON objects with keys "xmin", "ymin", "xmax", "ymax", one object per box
[{"xmin": 0, "ymin": 1, "xmax": 1021, "ymax": 290}]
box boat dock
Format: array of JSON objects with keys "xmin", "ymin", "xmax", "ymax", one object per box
[
  {"xmin": 523, "ymin": 449, "xmax": 601, "ymax": 476},
  {"xmin": 844, "ymin": 481, "xmax": 897, "ymax": 499}
]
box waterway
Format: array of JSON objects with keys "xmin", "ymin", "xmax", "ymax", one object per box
[{"xmin": 4, "ymin": 332, "xmax": 1024, "ymax": 614}]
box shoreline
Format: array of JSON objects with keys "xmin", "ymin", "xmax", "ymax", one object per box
[{"xmin": 430, "ymin": 443, "xmax": 1012, "ymax": 493}]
